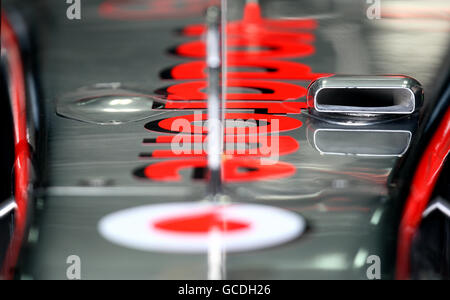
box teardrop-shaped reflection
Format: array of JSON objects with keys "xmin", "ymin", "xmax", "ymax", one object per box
[{"xmin": 56, "ymin": 84, "xmax": 165, "ymax": 125}]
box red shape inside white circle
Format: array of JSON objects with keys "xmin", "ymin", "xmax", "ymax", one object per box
[{"xmin": 98, "ymin": 202, "xmax": 306, "ymax": 253}]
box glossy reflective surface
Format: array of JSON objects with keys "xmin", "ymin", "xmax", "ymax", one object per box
[
  {"xmin": 4, "ymin": 0, "xmax": 448, "ymax": 280},
  {"xmin": 57, "ymin": 84, "xmax": 164, "ymax": 125}
]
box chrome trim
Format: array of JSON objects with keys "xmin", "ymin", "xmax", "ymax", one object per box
[
  {"xmin": 0, "ymin": 198, "xmax": 17, "ymax": 219},
  {"xmin": 307, "ymin": 75, "xmax": 423, "ymax": 115}
]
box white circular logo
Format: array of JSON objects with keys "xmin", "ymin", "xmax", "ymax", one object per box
[{"xmin": 98, "ymin": 202, "xmax": 306, "ymax": 253}]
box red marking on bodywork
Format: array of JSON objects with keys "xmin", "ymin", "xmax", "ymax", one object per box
[
  {"xmin": 153, "ymin": 212, "xmax": 250, "ymax": 234},
  {"xmin": 155, "ymin": 113, "xmax": 303, "ymax": 134},
  {"xmin": 146, "ymin": 135, "xmax": 299, "ymax": 158},
  {"xmin": 175, "ymin": 37, "xmax": 315, "ymax": 59},
  {"xmin": 169, "ymin": 59, "xmax": 331, "ymax": 80},
  {"xmin": 164, "ymin": 101, "xmax": 307, "ymax": 114},
  {"xmin": 183, "ymin": 23, "xmax": 315, "ymax": 41},
  {"xmin": 138, "ymin": 1, "xmax": 317, "ymax": 183},
  {"xmin": 144, "ymin": 158, "xmax": 296, "ymax": 182},
  {"xmin": 165, "ymin": 80, "xmax": 306, "ymax": 101}
]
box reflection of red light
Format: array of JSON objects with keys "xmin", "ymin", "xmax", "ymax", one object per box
[{"xmin": 154, "ymin": 211, "xmax": 251, "ymax": 234}]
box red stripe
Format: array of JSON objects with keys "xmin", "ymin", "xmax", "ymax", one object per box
[
  {"xmin": 396, "ymin": 108, "xmax": 450, "ymax": 279},
  {"xmin": 1, "ymin": 14, "xmax": 31, "ymax": 280},
  {"xmin": 170, "ymin": 59, "xmax": 331, "ymax": 80},
  {"xmin": 144, "ymin": 158, "xmax": 296, "ymax": 182}
]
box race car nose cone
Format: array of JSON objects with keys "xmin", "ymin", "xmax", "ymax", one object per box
[{"xmin": 307, "ymin": 75, "xmax": 423, "ymax": 117}]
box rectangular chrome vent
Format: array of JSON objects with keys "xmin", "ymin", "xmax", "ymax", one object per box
[{"xmin": 307, "ymin": 75, "xmax": 423, "ymax": 115}]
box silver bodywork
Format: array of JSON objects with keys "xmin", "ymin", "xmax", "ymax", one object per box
[{"xmin": 2, "ymin": 0, "xmax": 448, "ymax": 280}]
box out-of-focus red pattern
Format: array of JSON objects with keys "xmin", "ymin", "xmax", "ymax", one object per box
[{"xmin": 1, "ymin": 14, "xmax": 31, "ymax": 280}]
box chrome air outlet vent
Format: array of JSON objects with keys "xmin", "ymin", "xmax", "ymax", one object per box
[{"xmin": 307, "ymin": 75, "xmax": 423, "ymax": 120}]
